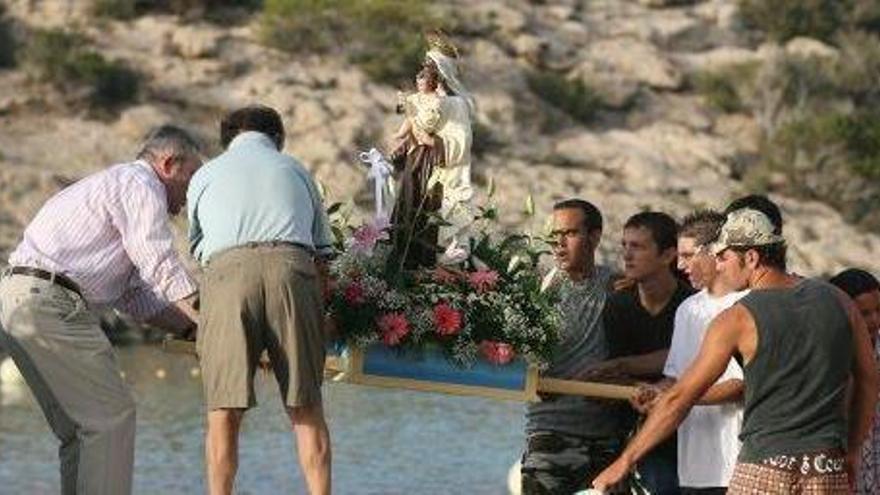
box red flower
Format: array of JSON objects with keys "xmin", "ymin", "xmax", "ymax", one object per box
[
  {"xmin": 479, "ymin": 340, "xmax": 516, "ymax": 365},
  {"xmin": 468, "ymin": 269, "xmax": 500, "ymax": 292},
  {"xmin": 433, "ymin": 303, "xmax": 462, "ymax": 336},
  {"xmin": 378, "ymin": 312, "xmax": 409, "ymax": 346},
  {"xmin": 343, "ymin": 281, "xmax": 366, "ymax": 305}
]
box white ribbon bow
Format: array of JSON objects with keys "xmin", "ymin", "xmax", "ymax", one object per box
[{"xmin": 359, "ymin": 148, "xmax": 395, "ymax": 220}]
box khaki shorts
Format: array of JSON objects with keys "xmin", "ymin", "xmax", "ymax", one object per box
[{"xmin": 197, "ymin": 243, "xmax": 325, "ymax": 410}]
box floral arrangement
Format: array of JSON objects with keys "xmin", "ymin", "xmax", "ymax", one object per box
[{"xmin": 326, "ymin": 197, "xmax": 562, "ymax": 369}]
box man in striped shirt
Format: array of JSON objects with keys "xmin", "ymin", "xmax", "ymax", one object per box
[{"xmin": 0, "ymin": 125, "xmax": 201, "ymax": 495}]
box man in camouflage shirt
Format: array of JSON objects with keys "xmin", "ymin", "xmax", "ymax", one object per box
[{"xmin": 521, "ymin": 199, "xmax": 624, "ymax": 494}]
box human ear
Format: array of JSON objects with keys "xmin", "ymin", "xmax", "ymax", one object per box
[
  {"xmin": 745, "ymin": 249, "xmax": 760, "ymax": 269},
  {"xmin": 588, "ymin": 230, "xmax": 602, "ymax": 249}
]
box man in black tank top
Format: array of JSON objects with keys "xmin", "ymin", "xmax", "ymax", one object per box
[{"xmin": 592, "ymin": 208, "xmax": 878, "ymax": 494}]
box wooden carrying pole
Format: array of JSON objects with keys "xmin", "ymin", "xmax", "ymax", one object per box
[{"xmin": 163, "ymin": 338, "xmax": 636, "ymax": 401}]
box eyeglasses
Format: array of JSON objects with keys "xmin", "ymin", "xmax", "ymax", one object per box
[{"xmin": 549, "ymin": 228, "xmax": 583, "ymax": 244}]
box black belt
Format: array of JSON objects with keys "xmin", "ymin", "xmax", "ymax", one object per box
[{"xmin": 8, "ymin": 266, "xmax": 83, "ymax": 298}]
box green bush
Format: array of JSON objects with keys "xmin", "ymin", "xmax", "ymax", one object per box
[
  {"xmin": 0, "ymin": 16, "xmax": 15, "ymax": 69},
  {"xmin": 693, "ymin": 63, "xmax": 759, "ymax": 113},
  {"xmin": 526, "ymin": 72, "xmax": 602, "ymax": 125},
  {"xmin": 850, "ymin": 0, "xmax": 880, "ymax": 33},
  {"xmin": 832, "ymin": 31, "xmax": 880, "ymax": 104},
  {"xmin": 832, "ymin": 112, "xmax": 880, "ymax": 179},
  {"xmin": 260, "ymin": 0, "xmax": 441, "ymax": 85},
  {"xmin": 24, "ymin": 29, "xmax": 139, "ymax": 109},
  {"xmin": 739, "ymin": 0, "xmax": 846, "ymax": 43},
  {"xmin": 90, "ymin": 0, "xmax": 261, "ymax": 20},
  {"xmin": 753, "ymin": 111, "xmax": 880, "ymax": 227},
  {"xmin": 91, "ymin": 0, "xmax": 137, "ymax": 19}
]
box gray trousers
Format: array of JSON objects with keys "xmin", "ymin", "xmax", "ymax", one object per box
[{"xmin": 0, "ymin": 273, "xmax": 136, "ymax": 495}]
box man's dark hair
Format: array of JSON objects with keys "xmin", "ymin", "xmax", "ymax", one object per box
[
  {"xmin": 624, "ymin": 211, "xmax": 678, "ymax": 252},
  {"xmin": 680, "ymin": 209, "xmax": 725, "ymax": 247},
  {"xmin": 730, "ymin": 243, "xmax": 788, "ymax": 271},
  {"xmin": 220, "ymin": 105, "xmax": 285, "ymax": 150},
  {"xmin": 830, "ymin": 268, "xmax": 880, "ymax": 298},
  {"xmin": 725, "ymin": 194, "xmax": 783, "ymax": 235},
  {"xmin": 553, "ymin": 198, "xmax": 603, "ymax": 232}
]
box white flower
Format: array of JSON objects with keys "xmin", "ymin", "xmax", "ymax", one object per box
[
  {"xmin": 507, "ymin": 255, "xmax": 522, "ymax": 273},
  {"xmin": 540, "ymin": 267, "xmax": 559, "ymax": 293},
  {"xmin": 439, "ymin": 239, "xmax": 468, "ymax": 266}
]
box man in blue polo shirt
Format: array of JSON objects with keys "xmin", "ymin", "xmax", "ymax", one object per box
[{"xmin": 188, "ymin": 105, "xmax": 333, "ymax": 495}]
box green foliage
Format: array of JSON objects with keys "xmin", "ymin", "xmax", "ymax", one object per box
[
  {"xmin": 261, "ymin": 0, "xmax": 441, "ymax": 85},
  {"xmin": 753, "ymin": 111, "xmax": 880, "ymax": 226},
  {"xmin": 715, "ymin": 19, "xmax": 880, "ymax": 229},
  {"xmin": 833, "ymin": 31, "xmax": 880, "ymax": 102},
  {"xmin": 832, "ymin": 112, "xmax": 880, "ymax": 179},
  {"xmin": 738, "ymin": 0, "xmax": 847, "ymax": 43},
  {"xmin": 526, "ymin": 71, "xmax": 602, "ymax": 125},
  {"xmin": 0, "ymin": 11, "xmax": 15, "ymax": 69},
  {"xmin": 91, "ymin": 0, "xmax": 137, "ymax": 19},
  {"xmin": 693, "ymin": 63, "xmax": 759, "ymax": 113},
  {"xmin": 90, "ymin": 0, "xmax": 262, "ymax": 20},
  {"xmin": 24, "ymin": 29, "xmax": 138, "ymax": 109}
]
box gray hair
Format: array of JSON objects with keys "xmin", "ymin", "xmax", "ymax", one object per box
[{"xmin": 136, "ymin": 125, "xmax": 201, "ymax": 164}]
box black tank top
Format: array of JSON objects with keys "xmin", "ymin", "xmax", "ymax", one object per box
[{"xmin": 738, "ymin": 278, "xmax": 852, "ymax": 462}]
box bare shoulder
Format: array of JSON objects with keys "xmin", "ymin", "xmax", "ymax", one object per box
[
  {"xmin": 707, "ymin": 303, "xmax": 756, "ymax": 341},
  {"xmin": 715, "ymin": 303, "xmax": 751, "ymax": 325}
]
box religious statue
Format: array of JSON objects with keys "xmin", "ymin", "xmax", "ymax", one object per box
[{"xmin": 388, "ymin": 32, "xmax": 476, "ymax": 270}]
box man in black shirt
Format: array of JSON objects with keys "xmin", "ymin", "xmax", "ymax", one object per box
[{"xmin": 593, "ymin": 211, "xmax": 693, "ymax": 495}]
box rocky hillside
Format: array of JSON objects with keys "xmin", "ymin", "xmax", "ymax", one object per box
[{"xmin": 0, "ymin": 0, "xmax": 878, "ymax": 276}]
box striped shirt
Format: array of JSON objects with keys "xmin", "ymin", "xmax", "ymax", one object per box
[{"xmin": 9, "ymin": 161, "xmax": 197, "ymax": 318}]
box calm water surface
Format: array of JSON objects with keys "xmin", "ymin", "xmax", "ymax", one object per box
[{"xmin": 0, "ymin": 345, "xmax": 524, "ymax": 494}]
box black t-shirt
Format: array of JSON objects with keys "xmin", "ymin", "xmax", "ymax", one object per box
[
  {"xmin": 604, "ymin": 281, "xmax": 695, "ymax": 369},
  {"xmin": 602, "ymin": 280, "xmax": 695, "ymax": 463}
]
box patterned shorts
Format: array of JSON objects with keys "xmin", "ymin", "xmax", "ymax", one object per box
[
  {"xmin": 728, "ymin": 461, "xmax": 849, "ymax": 494},
  {"xmin": 521, "ymin": 431, "xmax": 624, "ymax": 495}
]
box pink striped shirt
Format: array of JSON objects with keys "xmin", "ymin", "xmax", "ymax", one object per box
[{"xmin": 9, "ymin": 160, "xmax": 197, "ymax": 318}]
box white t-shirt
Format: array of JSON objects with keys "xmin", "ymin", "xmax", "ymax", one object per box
[{"xmin": 664, "ymin": 289, "xmax": 748, "ymax": 488}]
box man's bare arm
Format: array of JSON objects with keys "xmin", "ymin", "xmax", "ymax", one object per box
[
  {"xmin": 592, "ymin": 306, "xmax": 745, "ymax": 489},
  {"xmin": 697, "ymin": 378, "xmax": 744, "ymax": 405},
  {"xmin": 839, "ymin": 290, "xmax": 879, "ymax": 471}
]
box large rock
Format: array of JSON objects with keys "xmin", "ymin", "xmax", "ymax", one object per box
[
  {"xmin": 785, "ymin": 37, "xmax": 839, "ymax": 60},
  {"xmin": 510, "ymin": 33, "xmax": 548, "ymax": 66},
  {"xmin": 584, "ymin": 38, "xmax": 683, "ymax": 89},
  {"xmin": 674, "ymin": 46, "xmax": 764, "ymax": 72},
  {"xmin": 170, "ymin": 24, "xmax": 222, "ymax": 59},
  {"xmin": 472, "ymin": 1, "xmax": 528, "ymax": 34},
  {"xmin": 583, "ymin": 73, "xmax": 640, "ymax": 110}
]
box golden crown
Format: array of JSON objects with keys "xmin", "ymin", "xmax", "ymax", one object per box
[{"xmin": 426, "ymin": 30, "xmax": 459, "ymax": 59}]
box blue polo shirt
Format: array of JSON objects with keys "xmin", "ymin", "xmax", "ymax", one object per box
[{"xmin": 187, "ymin": 131, "xmax": 333, "ymax": 264}]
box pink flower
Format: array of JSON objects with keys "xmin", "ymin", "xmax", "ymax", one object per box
[
  {"xmin": 480, "ymin": 340, "xmax": 516, "ymax": 365},
  {"xmin": 378, "ymin": 312, "xmax": 409, "ymax": 346},
  {"xmin": 351, "ymin": 218, "xmax": 390, "ymax": 255},
  {"xmin": 343, "ymin": 281, "xmax": 365, "ymax": 305},
  {"xmin": 433, "ymin": 303, "xmax": 462, "ymax": 336},
  {"xmin": 469, "ymin": 269, "xmax": 500, "ymax": 292}
]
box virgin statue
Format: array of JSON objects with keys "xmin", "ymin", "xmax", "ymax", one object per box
[{"xmin": 388, "ymin": 33, "xmax": 475, "ymax": 270}]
